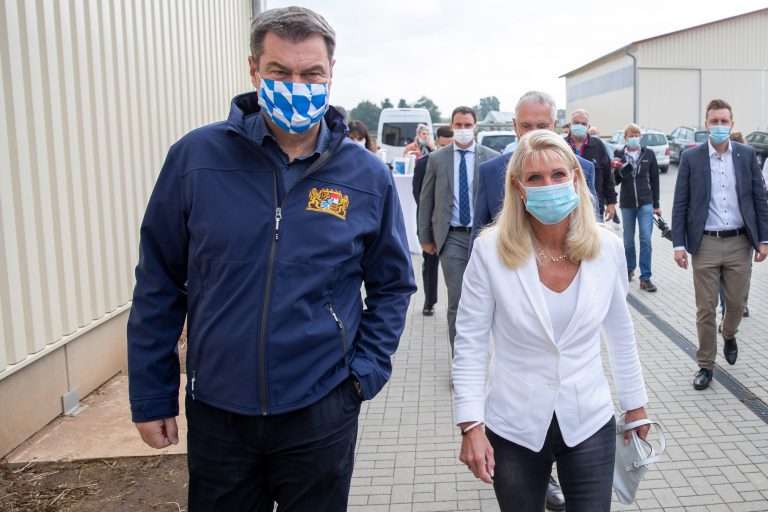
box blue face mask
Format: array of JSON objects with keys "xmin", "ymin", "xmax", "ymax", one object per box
[
  {"xmin": 627, "ymin": 136, "xmax": 641, "ymax": 148},
  {"xmin": 522, "ymin": 180, "xmax": 580, "ymax": 225},
  {"xmin": 709, "ymin": 125, "xmax": 730, "ymax": 144},
  {"xmin": 258, "ymin": 77, "xmax": 329, "ymax": 134},
  {"xmin": 570, "ymin": 124, "xmax": 588, "ymax": 138}
]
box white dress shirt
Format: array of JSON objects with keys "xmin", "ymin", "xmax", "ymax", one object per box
[
  {"xmin": 705, "ymin": 140, "xmax": 744, "ymax": 231},
  {"xmin": 453, "ymin": 227, "xmax": 647, "ymax": 451},
  {"xmin": 450, "ymin": 142, "xmax": 476, "ymax": 226}
]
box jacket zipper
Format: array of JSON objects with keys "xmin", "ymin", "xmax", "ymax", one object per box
[
  {"xmin": 327, "ymin": 303, "xmax": 348, "ymax": 353},
  {"xmin": 191, "ymin": 370, "xmax": 196, "ymax": 400},
  {"xmin": 257, "ymin": 177, "xmax": 280, "ymax": 416}
]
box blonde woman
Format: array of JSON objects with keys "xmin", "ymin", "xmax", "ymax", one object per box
[{"xmin": 453, "ymin": 130, "xmax": 649, "ymax": 511}]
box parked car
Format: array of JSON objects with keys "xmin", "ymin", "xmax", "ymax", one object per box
[
  {"xmin": 607, "ymin": 128, "xmax": 670, "ymax": 173},
  {"xmin": 477, "ymin": 130, "xmax": 517, "ymax": 153},
  {"xmin": 667, "ymin": 125, "xmax": 702, "ymax": 163},
  {"xmin": 745, "ymin": 131, "xmax": 768, "ymax": 167},
  {"xmin": 670, "ymin": 129, "xmax": 708, "ymax": 162}
]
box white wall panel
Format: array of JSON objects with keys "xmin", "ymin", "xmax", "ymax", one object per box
[
  {"xmin": 638, "ymin": 68, "xmax": 701, "ymax": 134},
  {"xmin": 0, "ymin": 0, "xmax": 251, "ymax": 375}
]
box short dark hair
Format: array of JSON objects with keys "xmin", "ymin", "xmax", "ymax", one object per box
[
  {"xmin": 705, "ymin": 99, "xmax": 732, "ymax": 119},
  {"xmin": 436, "ymin": 126, "xmax": 454, "ymax": 138},
  {"xmin": 451, "ymin": 106, "xmax": 477, "ymax": 124},
  {"xmin": 250, "ymin": 7, "xmax": 336, "ymax": 66}
]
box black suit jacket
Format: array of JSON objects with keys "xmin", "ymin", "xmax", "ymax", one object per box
[
  {"xmin": 412, "ymin": 155, "xmax": 429, "ymax": 206},
  {"xmin": 672, "ymin": 141, "xmax": 768, "ymax": 253}
]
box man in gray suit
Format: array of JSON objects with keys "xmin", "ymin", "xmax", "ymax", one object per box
[
  {"xmin": 418, "ymin": 106, "xmax": 499, "ymax": 355},
  {"xmin": 672, "ymin": 98, "xmax": 768, "ymax": 391}
]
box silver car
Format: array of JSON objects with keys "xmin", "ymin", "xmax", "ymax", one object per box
[{"xmin": 606, "ymin": 128, "xmax": 670, "ymax": 173}]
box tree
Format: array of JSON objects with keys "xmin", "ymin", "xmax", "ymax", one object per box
[
  {"xmin": 380, "ymin": 98, "xmax": 393, "ymax": 109},
  {"xmin": 475, "ymin": 96, "xmax": 501, "ymax": 121},
  {"xmin": 397, "ymin": 98, "xmax": 410, "ymax": 108},
  {"xmin": 349, "ymin": 100, "xmax": 381, "ymax": 132},
  {"xmin": 413, "ymin": 96, "xmax": 442, "ymax": 124}
]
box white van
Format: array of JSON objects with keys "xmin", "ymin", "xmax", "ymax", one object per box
[{"xmin": 377, "ymin": 108, "xmax": 433, "ymax": 163}]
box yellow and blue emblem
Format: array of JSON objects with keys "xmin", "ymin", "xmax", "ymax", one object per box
[{"xmin": 306, "ymin": 187, "xmax": 349, "ymax": 220}]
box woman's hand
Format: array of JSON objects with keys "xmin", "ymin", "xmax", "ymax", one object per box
[
  {"xmin": 458, "ymin": 423, "xmax": 495, "ymax": 484},
  {"xmin": 623, "ymin": 406, "xmax": 650, "ymax": 442}
]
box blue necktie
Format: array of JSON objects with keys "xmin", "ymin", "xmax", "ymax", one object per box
[{"xmin": 458, "ymin": 150, "xmax": 470, "ymax": 226}]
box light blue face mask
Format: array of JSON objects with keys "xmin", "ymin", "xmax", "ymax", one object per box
[
  {"xmin": 258, "ymin": 77, "xmax": 329, "ymax": 134},
  {"xmin": 627, "ymin": 136, "xmax": 641, "ymax": 148},
  {"xmin": 709, "ymin": 125, "xmax": 730, "ymax": 144},
  {"xmin": 522, "ymin": 180, "xmax": 580, "ymax": 225},
  {"xmin": 570, "ymin": 124, "xmax": 588, "ymax": 138}
]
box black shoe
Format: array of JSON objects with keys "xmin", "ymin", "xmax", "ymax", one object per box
[
  {"xmin": 546, "ymin": 476, "xmax": 565, "ymax": 511},
  {"xmin": 422, "ymin": 306, "xmax": 434, "ymax": 316},
  {"xmin": 628, "ymin": 270, "xmax": 634, "ymax": 282},
  {"xmin": 640, "ymin": 279, "xmax": 657, "ymax": 292},
  {"xmin": 743, "ymin": 306, "xmax": 749, "ymax": 318},
  {"xmin": 723, "ymin": 337, "xmax": 738, "ymax": 365},
  {"xmin": 693, "ymin": 368, "xmax": 713, "ymax": 390}
]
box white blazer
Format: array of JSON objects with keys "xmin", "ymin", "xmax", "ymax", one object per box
[{"xmin": 453, "ymin": 227, "xmax": 648, "ymax": 451}]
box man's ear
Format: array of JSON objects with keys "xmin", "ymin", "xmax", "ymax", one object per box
[{"xmin": 248, "ymin": 56, "xmax": 259, "ymax": 89}]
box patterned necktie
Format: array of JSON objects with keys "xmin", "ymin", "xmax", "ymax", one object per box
[{"xmin": 458, "ymin": 150, "xmax": 470, "ymax": 226}]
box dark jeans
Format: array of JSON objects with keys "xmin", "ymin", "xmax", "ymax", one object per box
[
  {"xmin": 487, "ymin": 415, "xmax": 616, "ymax": 512},
  {"xmin": 186, "ymin": 378, "xmax": 361, "ymax": 512},
  {"xmin": 422, "ymin": 251, "xmax": 440, "ymax": 308}
]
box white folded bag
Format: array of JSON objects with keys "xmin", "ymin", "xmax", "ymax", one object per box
[{"xmin": 614, "ymin": 414, "xmax": 667, "ymax": 505}]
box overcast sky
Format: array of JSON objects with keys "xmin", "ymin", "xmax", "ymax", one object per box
[{"xmin": 266, "ymin": 1, "xmax": 767, "ymax": 117}]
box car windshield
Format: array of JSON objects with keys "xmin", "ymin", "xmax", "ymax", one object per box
[
  {"xmin": 694, "ymin": 131, "xmax": 708, "ymax": 143},
  {"xmin": 380, "ymin": 123, "xmax": 420, "ymax": 147},
  {"xmin": 641, "ymin": 134, "xmax": 666, "ymax": 146},
  {"xmin": 481, "ymin": 135, "xmax": 516, "ymax": 152}
]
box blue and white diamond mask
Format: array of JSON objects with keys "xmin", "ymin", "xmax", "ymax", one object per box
[{"xmin": 258, "ymin": 77, "xmax": 329, "ymax": 134}]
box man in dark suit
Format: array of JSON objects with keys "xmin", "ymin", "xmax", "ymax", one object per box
[
  {"xmin": 418, "ymin": 106, "xmax": 499, "ymax": 355},
  {"xmin": 672, "ymin": 98, "xmax": 768, "ymax": 391},
  {"xmin": 413, "ymin": 126, "xmax": 454, "ymax": 316},
  {"xmin": 471, "ymin": 91, "xmax": 598, "ymax": 252}
]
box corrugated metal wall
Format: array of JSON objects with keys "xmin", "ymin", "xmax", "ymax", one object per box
[{"xmin": 0, "ymin": 0, "xmax": 251, "ymax": 375}]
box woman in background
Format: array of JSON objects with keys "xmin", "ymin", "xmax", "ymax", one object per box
[{"xmin": 348, "ymin": 120, "xmax": 376, "ymax": 153}]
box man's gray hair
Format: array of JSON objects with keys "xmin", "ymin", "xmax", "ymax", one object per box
[
  {"xmin": 570, "ymin": 108, "xmax": 590, "ymax": 120},
  {"xmin": 515, "ymin": 91, "xmax": 557, "ymax": 121},
  {"xmin": 250, "ymin": 7, "xmax": 336, "ymax": 66}
]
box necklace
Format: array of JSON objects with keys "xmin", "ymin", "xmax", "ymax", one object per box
[{"xmin": 537, "ymin": 248, "xmax": 569, "ymax": 262}]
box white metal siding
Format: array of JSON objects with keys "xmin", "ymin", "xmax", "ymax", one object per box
[
  {"xmin": 0, "ymin": 0, "xmax": 251, "ymax": 375},
  {"xmin": 637, "ymin": 10, "xmax": 768, "ymax": 70},
  {"xmin": 638, "ymin": 68, "xmax": 701, "ymax": 133}
]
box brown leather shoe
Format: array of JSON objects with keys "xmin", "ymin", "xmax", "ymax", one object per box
[{"xmin": 640, "ymin": 279, "xmax": 657, "ymax": 292}]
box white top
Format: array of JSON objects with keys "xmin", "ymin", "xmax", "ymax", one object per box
[
  {"xmin": 453, "ymin": 227, "xmax": 648, "ymax": 451},
  {"xmin": 706, "ymin": 140, "xmax": 744, "ymax": 231},
  {"xmin": 542, "ymin": 270, "xmax": 581, "ymax": 343},
  {"xmin": 450, "ymin": 142, "xmax": 476, "ymax": 226}
]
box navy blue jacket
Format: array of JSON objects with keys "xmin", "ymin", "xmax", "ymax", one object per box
[
  {"xmin": 128, "ymin": 92, "xmax": 416, "ymax": 422},
  {"xmin": 672, "ymin": 141, "xmax": 768, "ymax": 253},
  {"xmin": 470, "ymin": 152, "xmax": 598, "ymax": 251}
]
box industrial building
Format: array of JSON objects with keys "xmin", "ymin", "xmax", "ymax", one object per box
[{"xmin": 562, "ymin": 8, "xmax": 768, "ymax": 135}]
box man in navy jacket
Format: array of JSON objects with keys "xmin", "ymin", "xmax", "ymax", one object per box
[
  {"xmin": 127, "ymin": 7, "xmax": 415, "ymax": 510},
  {"xmin": 672, "ymin": 99, "xmax": 768, "ymax": 391},
  {"xmin": 471, "ymin": 91, "xmax": 598, "ymax": 253}
]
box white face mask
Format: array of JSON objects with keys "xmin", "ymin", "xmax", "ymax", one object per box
[
  {"xmin": 353, "ymin": 138, "xmax": 366, "ymax": 147},
  {"xmin": 453, "ymin": 128, "xmax": 475, "ymax": 145}
]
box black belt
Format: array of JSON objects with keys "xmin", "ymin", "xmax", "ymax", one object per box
[
  {"xmin": 449, "ymin": 225, "xmax": 472, "ymax": 232},
  {"xmin": 703, "ymin": 228, "xmax": 745, "ymax": 238}
]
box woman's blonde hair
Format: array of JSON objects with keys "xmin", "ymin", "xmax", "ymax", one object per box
[{"xmin": 489, "ymin": 129, "xmax": 601, "ymax": 268}]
